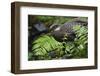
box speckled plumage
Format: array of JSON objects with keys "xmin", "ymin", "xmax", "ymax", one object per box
[{"xmin": 51, "ymin": 18, "xmax": 87, "ymax": 41}]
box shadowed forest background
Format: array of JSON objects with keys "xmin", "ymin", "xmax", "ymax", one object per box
[{"xmin": 28, "ymin": 15, "xmax": 88, "ymax": 60}]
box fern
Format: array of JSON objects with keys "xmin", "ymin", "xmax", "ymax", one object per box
[
  {"xmin": 29, "ymin": 25, "xmax": 88, "ymax": 60},
  {"xmin": 63, "ymin": 25, "xmax": 88, "ymax": 58},
  {"xmin": 32, "ymin": 34, "xmax": 63, "ymax": 60},
  {"xmin": 73, "ymin": 25, "xmax": 88, "ymax": 58}
]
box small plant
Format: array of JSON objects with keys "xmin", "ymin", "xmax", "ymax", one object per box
[
  {"xmin": 72, "ymin": 25, "xmax": 88, "ymax": 58},
  {"xmin": 28, "ymin": 24, "xmax": 88, "ymax": 60},
  {"xmin": 29, "ymin": 34, "xmax": 63, "ymax": 60},
  {"xmin": 62, "ymin": 25, "xmax": 88, "ymax": 59}
]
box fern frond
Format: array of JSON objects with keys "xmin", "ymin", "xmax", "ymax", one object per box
[{"xmin": 32, "ymin": 34, "xmax": 63, "ymax": 59}]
